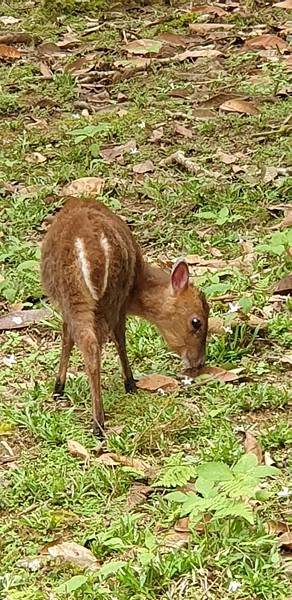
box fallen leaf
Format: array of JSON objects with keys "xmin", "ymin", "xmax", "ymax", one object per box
[
  {"xmin": 274, "ymin": 0, "xmax": 292, "ymax": 6},
  {"xmin": 220, "ymin": 99, "xmax": 259, "ymax": 116},
  {"xmin": 132, "ymin": 160, "xmax": 155, "ymax": 174},
  {"xmin": 247, "ymin": 314, "xmax": 267, "ymax": 329},
  {"xmin": 0, "ymin": 16, "xmax": 20, "ymax": 25},
  {"xmin": 262, "ymin": 166, "xmax": 279, "ymax": 183},
  {"xmin": 266, "ymin": 520, "xmax": 290, "ymax": 535},
  {"xmin": 158, "ymin": 32, "xmax": 188, "ymax": 47},
  {"xmin": 274, "ymin": 273, "xmax": 292, "ymax": 295},
  {"xmin": 195, "ymin": 366, "xmax": 240, "ymax": 383},
  {"xmin": 96, "ymin": 452, "xmax": 151, "ymax": 471},
  {"xmin": 200, "ymin": 93, "xmax": 245, "ymax": 109},
  {"xmin": 279, "ymin": 532, "xmax": 292, "ymax": 550},
  {"xmin": 25, "ymin": 152, "xmax": 47, "ymax": 164},
  {"xmin": 61, "ymin": 176, "xmax": 104, "ymax": 197},
  {"xmin": 244, "ymin": 34, "xmax": 290, "ymax": 51},
  {"xmin": 208, "ymin": 316, "xmax": 225, "ymax": 335},
  {"xmin": 0, "ymin": 32, "xmax": 32, "ymax": 44},
  {"xmin": 57, "ymin": 33, "xmax": 80, "ymax": 49},
  {"xmin": 0, "ymin": 309, "xmax": 51, "ymax": 330},
  {"xmin": 126, "ymin": 483, "xmax": 151, "ymax": 509},
  {"xmin": 173, "ymin": 123, "xmax": 193, "ymax": 138},
  {"xmin": 189, "ymin": 23, "xmax": 234, "ymax": 33},
  {"xmin": 244, "ymin": 431, "xmax": 263, "ymax": 464},
  {"xmin": 67, "ymin": 440, "xmax": 90, "ymax": 464},
  {"xmin": 160, "ymin": 529, "xmax": 190, "ymax": 552},
  {"xmin": 0, "ymin": 44, "xmax": 22, "ymax": 59},
  {"xmin": 38, "ymin": 42, "xmax": 64, "ymax": 55},
  {"xmin": 174, "ymin": 517, "xmax": 190, "ymax": 533},
  {"xmin": 137, "ymin": 374, "xmax": 179, "ymax": 392},
  {"xmin": 123, "ymin": 38, "xmax": 163, "ymax": 55},
  {"xmin": 65, "ymin": 56, "xmax": 94, "ymax": 74},
  {"xmin": 216, "ymin": 149, "xmax": 239, "ymax": 164},
  {"xmin": 185, "ymin": 255, "xmax": 244, "ymax": 270},
  {"xmin": 149, "ymin": 127, "xmax": 164, "ymax": 142},
  {"xmin": 191, "ymin": 4, "xmax": 228, "ymax": 16},
  {"xmin": 160, "ymin": 151, "xmax": 199, "ymax": 174},
  {"xmin": 168, "ymin": 88, "xmax": 190, "ymax": 98},
  {"xmin": 279, "ymin": 354, "xmax": 292, "ymax": 366},
  {"xmin": 193, "ymin": 108, "xmax": 217, "ymax": 120},
  {"xmin": 100, "ymin": 139, "xmax": 136, "ymax": 163},
  {"xmin": 175, "ymin": 49, "xmax": 222, "ymax": 60},
  {"xmin": 274, "ymin": 209, "xmax": 292, "ymax": 230},
  {"xmin": 264, "ymin": 451, "xmax": 275, "ymax": 466},
  {"xmin": 46, "ymin": 541, "xmax": 99, "ymax": 571},
  {"xmin": 39, "ymin": 62, "xmax": 53, "ymax": 79}
]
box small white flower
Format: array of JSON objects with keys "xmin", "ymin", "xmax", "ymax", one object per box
[
  {"xmin": 223, "ymin": 325, "xmax": 232, "ymax": 333},
  {"xmin": 3, "ymin": 354, "xmax": 16, "ymax": 367},
  {"xmin": 228, "ymin": 302, "xmax": 240, "ymax": 313},
  {"xmin": 228, "ymin": 581, "xmax": 241, "ymax": 593},
  {"xmin": 181, "ymin": 376, "xmax": 193, "ymax": 386},
  {"xmin": 130, "ymin": 147, "xmax": 138, "ymax": 154},
  {"xmin": 12, "ymin": 316, "xmax": 23, "ymax": 325},
  {"xmin": 138, "ymin": 120, "xmax": 146, "ymax": 129},
  {"xmin": 157, "ymin": 388, "xmax": 165, "ymax": 396},
  {"xmin": 278, "ymin": 486, "xmax": 289, "ymax": 497}
]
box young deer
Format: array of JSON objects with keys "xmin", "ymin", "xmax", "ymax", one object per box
[{"xmin": 41, "ymin": 197, "xmax": 209, "ymax": 435}]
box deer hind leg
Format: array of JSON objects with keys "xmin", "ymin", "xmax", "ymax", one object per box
[
  {"xmin": 54, "ymin": 321, "xmax": 74, "ymax": 397},
  {"xmin": 73, "ymin": 319, "xmax": 104, "ymax": 436},
  {"xmin": 112, "ymin": 315, "xmax": 136, "ymax": 394}
]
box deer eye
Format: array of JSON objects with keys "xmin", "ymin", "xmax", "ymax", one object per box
[{"xmin": 191, "ymin": 318, "xmax": 201, "ymax": 332}]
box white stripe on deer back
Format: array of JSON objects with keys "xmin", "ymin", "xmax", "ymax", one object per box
[
  {"xmin": 75, "ymin": 237, "xmax": 99, "ymax": 300},
  {"xmin": 100, "ymin": 233, "xmax": 110, "ymax": 296}
]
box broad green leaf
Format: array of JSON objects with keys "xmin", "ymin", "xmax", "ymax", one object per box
[
  {"xmin": 55, "ymin": 575, "xmax": 87, "ymax": 594},
  {"xmin": 233, "ymin": 453, "xmax": 258, "ymax": 474},
  {"xmin": 98, "ymin": 560, "xmax": 126, "ymax": 579},
  {"xmin": 165, "ymin": 491, "xmax": 189, "ymax": 503},
  {"xmin": 195, "ymin": 477, "xmax": 216, "ymax": 498},
  {"xmin": 253, "ymin": 465, "xmax": 279, "ymax": 478},
  {"xmin": 102, "ymin": 537, "xmax": 125, "ymax": 549},
  {"xmin": 197, "ymin": 462, "xmax": 233, "ymax": 482}
]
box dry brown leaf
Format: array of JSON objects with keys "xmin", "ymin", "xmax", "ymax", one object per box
[
  {"xmin": 275, "ymin": 209, "xmax": 292, "ymax": 229},
  {"xmin": 220, "ymin": 99, "xmax": 259, "ymax": 116},
  {"xmin": 216, "ymin": 149, "xmax": 238, "ymax": 164},
  {"xmin": 126, "ymin": 483, "xmax": 151, "ymax": 509},
  {"xmin": 174, "ymin": 517, "xmax": 190, "ymax": 533},
  {"xmin": 247, "ymin": 314, "xmax": 267, "ymax": 329},
  {"xmin": 193, "ymin": 108, "xmax": 217, "ymax": 120},
  {"xmin": 149, "ymin": 127, "xmax": 164, "ymax": 142},
  {"xmin": 200, "ymin": 92, "xmax": 245, "ymax": 109},
  {"xmin": 137, "ymin": 374, "xmax": 178, "ymax": 392},
  {"xmin": 132, "ymin": 160, "xmax": 155, "ymax": 174},
  {"xmin": 96, "ymin": 452, "xmax": 151, "ymax": 471},
  {"xmin": 67, "ymin": 440, "xmax": 90, "ymax": 464},
  {"xmin": 262, "ymin": 166, "xmax": 279, "ymax": 183},
  {"xmin": 264, "ymin": 451, "xmax": 275, "ymax": 466},
  {"xmin": 244, "ymin": 431, "xmax": 263, "ymax": 464},
  {"xmin": 0, "ymin": 44, "xmax": 22, "ymax": 59},
  {"xmin": 274, "ymin": 273, "xmax": 292, "ymax": 295},
  {"xmin": 208, "ymin": 316, "xmax": 225, "ymax": 335},
  {"xmin": 279, "ymin": 354, "xmax": 292, "ymax": 366},
  {"xmin": 39, "ymin": 62, "xmax": 53, "ymax": 80},
  {"xmin": 196, "ymin": 366, "xmax": 240, "ymax": 383},
  {"xmin": 173, "ymin": 123, "xmax": 193, "ymax": 138},
  {"xmin": 175, "ymin": 49, "xmax": 222, "ymax": 60},
  {"xmin": 100, "ymin": 139, "xmax": 136, "ymax": 163},
  {"xmin": 46, "ymin": 541, "xmax": 99, "ymax": 571},
  {"xmin": 274, "ymin": 0, "xmax": 292, "ymax": 6},
  {"xmin": 279, "ymin": 532, "xmax": 292, "ymax": 550},
  {"xmin": 25, "ymin": 152, "xmax": 47, "ymax": 164},
  {"xmin": 61, "ymin": 176, "xmax": 104, "ymax": 197},
  {"xmin": 158, "ymin": 32, "xmax": 188, "ymax": 47},
  {"xmin": 0, "ymin": 32, "xmax": 32, "ymax": 45},
  {"xmin": 123, "ymin": 38, "xmax": 163, "ymax": 55},
  {"xmin": 0, "ymin": 309, "xmax": 51, "ymax": 331},
  {"xmin": 185, "ymin": 255, "xmax": 244, "ymax": 270},
  {"xmin": 191, "ymin": 4, "xmax": 228, "ymax": 16},
  {"xmin": 160, "ymin": 529, "xmax": 190, "ymax": 553},
  {"xmin": 168, "ymin": 88, "xmax": 190, "ymax": 98},
  {"xmin": 266, "ymin": 520, "xmax": 290, "ymax": 535},
  {"xmin": 244, "ymin": 34, "xmax": 290, "ymax": 51},
  {"xmin": 38, "ymin": 42, "xmax": 64, "ymax": 56},
  {"xmin": 57, "ymin": 33, "xmax": 80, "ymax": 49},
  {"xmin": 189, "ymin": 23, "xmax": 234, "ymax": 33},
  {"xmin": 65, "ymin": 56, "xmax": 94, "ymax": 74}
]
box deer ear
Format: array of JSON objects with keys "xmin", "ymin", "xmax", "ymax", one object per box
[{"xmin": 171, "ymin": 259, "xmax": 189, "ymax": 294}]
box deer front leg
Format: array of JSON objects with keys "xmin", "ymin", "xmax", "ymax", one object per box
[{"xmin": 112, "ymin": 316, "xmax": 137, "ymax": 394}]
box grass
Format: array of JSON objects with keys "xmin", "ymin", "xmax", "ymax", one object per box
[{"xmin": 0, "ymin": 1, "xmax": 291, "ymax": 598}]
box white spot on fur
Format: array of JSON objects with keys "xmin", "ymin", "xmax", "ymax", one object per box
[
  {"xmin": 75, "ymin": 238, "xmax": 98, "ymax": 300},
  {"xmin": 100, "ymin": 233, "xmax": 110, "ymax": 296}
]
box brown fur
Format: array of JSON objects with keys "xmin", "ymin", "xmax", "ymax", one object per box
[{"xmin": 41, "ymin": 197, "xmax": 209, "ymax": 434}]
